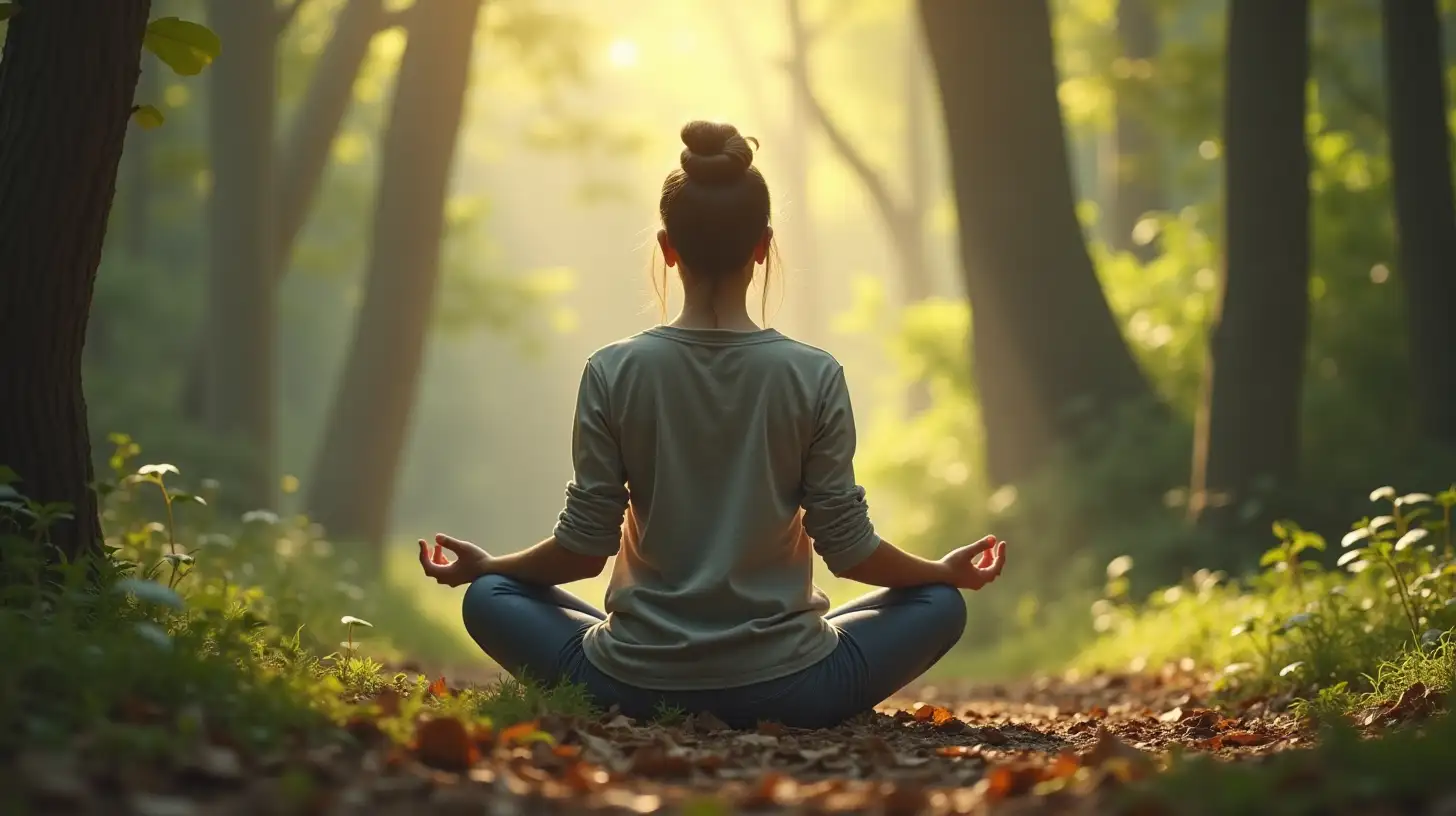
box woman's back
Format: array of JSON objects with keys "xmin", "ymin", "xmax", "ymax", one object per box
[{"xmin": 553, "ymin": 324, "xmax": 881, "ymax": 689}]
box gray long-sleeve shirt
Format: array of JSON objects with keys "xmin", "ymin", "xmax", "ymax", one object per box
[{"xmin": 551, "ymin": 325, "xmax": 882, "ymax": 690}]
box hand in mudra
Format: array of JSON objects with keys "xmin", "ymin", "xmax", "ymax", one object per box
[
  {"xmin": 417, "ymin": 533, "xmax": 492, "ymax": 587},
  {"xmin": 940, "ymin": 536, "xmax": 1007, "ymax": 590}
]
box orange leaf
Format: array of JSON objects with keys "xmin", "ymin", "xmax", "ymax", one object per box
[
  {"xmin": 1216, "ymin": 730, "xmax": 1265, "ymax": 747},
  {"xmin": 912, "ymin": 703, "xmax": 954, "ymax": 724},
  {"xmin": 428, "ymin": 676, "xmax": 449, "ymax": 699},
  {"xmin": 983, "ymin": 764, "xmax": 1043, "ymax": 801},
  {"xmin": 1047, "ymin": 751, "xmax": 1082, "ymax": 779},
  {"xmin": 935, "ymin": 744, "xmax": 980, "ymax": 758},
  {"xmin": 553, "ymin": 744, "xmax": 582, "ymax": 759},
  {"xmin": 499, "ymin": 720, "xmax": 542, "ymax": 746},
  {"xmin": 414, "ymin": 717, "xmax": 478, "ymax": 771}
]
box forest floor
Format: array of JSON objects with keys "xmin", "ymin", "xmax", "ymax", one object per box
[{"xmin": 17, "ymin": 662, "xmax": 1379, "ymax": 816}]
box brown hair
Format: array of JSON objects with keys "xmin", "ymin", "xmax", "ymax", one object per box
[{"xmin": 653, "ymin": 121, "xmax": 776, "ymax": 320}]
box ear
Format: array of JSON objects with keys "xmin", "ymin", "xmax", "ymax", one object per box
[
  {"xmin": 753, "ymin": 225, "xmax": 773, "ymax": 265},
  {"xmin": 657, "ymin": 229, "xmax": 679, "ymax": 268}
]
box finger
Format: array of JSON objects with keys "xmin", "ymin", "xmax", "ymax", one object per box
[
  {"xmin": 435, "ymin": 533, "xmax": 473, "ymax": 555},
  {"xmin": 419, "ymin": 539, "xmax": 444, "ymax": 578},
  {"xmin": 432, "ymin": 542, "xmax": 450, "ymax": 566}
]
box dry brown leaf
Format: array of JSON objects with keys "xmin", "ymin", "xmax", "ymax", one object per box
[
  {"xmin": 935, "ymin": 744, "xmax": 981, "ymax": 758},
  {"xmin": 977, "ymin": 726, "xmax": 1010, "ymax": 746},
  {"xmin": 692, "ymin": 710, "xmax": 732, "ymax": 732},
  {"xmin": 741, "ymin": 771, "xmax": 792, "ymax": 808},
  {"xmin": 1084, "ymin": 727, "xmax": 1155, "ymax": 779},
  {"xmin": 414, "ymin": 717, "xmax": 478, "ymax": 772},
  {"xmin": 628, "ymin": 744, "xmax": 693, "ymax": 777},
  {"xmin": 1157, "ymin": 707, "xmax": 1184, "ymax": 723},
  {"xmin": 983, "ymin": 763, "xmax": 1045, "ymax": 801},
  {"xmin": 1213, "ymin": 730, "xmax": 1266, "ymax": 748},
  {"xmin": 427, "ymin": 676, "xmax": 449, "ymax": 699}
]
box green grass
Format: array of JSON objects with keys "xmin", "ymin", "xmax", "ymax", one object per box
[{"xmin": 1072, "ymin": 485, "xmax": 1456, "ymax": 717}]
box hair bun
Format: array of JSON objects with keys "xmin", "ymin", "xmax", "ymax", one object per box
[{"xmin": 679, "ymin": 120, "xmax": 757, "ymax": 184}]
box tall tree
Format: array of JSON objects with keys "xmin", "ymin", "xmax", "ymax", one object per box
[
  {"xmin": 789, "ymin": 0, "xmax": 932, "ymax": 305},
  {"xmin": 0, "ymin": 0, "xmax": 153, "ymax": 559},
  {"xmin": 308, "ymin": 0, "xmax": 484, "ymax": 555},
  {"xmin": 918, "ymin": 0, "xmax": 1160, "ymax": 485},
  {"xmin": 1109, "ymin": 0, "xmax": 1162, "ymax": 262},
  {"xmin": 185, "ymin": 0, "xmax": 394, "ymax": 502},
  {"xmin": 205, "ymin": 1, "xmax": 278, "ymax": 508},
  {"xmin": 1382, "ymin": 0, "xmax": 1456, "ymax": 452},
  {"xmin": 1190, "ymin": 0, "xmax": 1310, "ymax": 525}
]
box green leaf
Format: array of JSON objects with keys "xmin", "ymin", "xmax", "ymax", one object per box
[
  {"xmin": 0, "ymin": 465, "xmax": 19, "ymax": 486},
  {"xmin": 1259, "ymin": 547, "xmax": 1285, "ymax": 567},
  {"xmin": 1370, "ymin": 486, "xmax": 1397, "ymax": 503},
  {"xmin": 167, "ymin": 490, "xmax": 206, "ymax": 506},
  {"xmin": 136, "ymin": 463, "xmax": 179, "ymax": 477},
  {"xmin": 131, "ymin": 104, "xmax": 165, "ymax": 129},
  {"xmin": 0, "ymin": 2, "xmax": 19, "ymax": 22},
  {"xmin": 1337, "ymin": 548, "xmax": 1364, "ymax": 567},
  {"xmin": 1271, "ymin": 520, "xmax": 1292, "ymax": 540},
  {"xmin": 1395, "ymin": 528, "xmax": 1429, "ymax": 551},
  {"xmin": 144, "ymin": 17, "xmax": 221, "ymax": 76},
  {"xmin": 1396, "ymin": 492, "xmax": 1433, "ymax": 507},
  {"xmin": 1279, "ymin": 661, "xmax": 1305, "ymax": 677},
  {"xmin": 341, "ymin": 616, "xmax": 374, "ymax": 628},
  {"xmin": 1295, "ymin": 531, "xmax": 1326, "ymax": 552},
  {"xmin": 113, "ymin": 577, "xmax": 184, "ymax": 610},
  {"xmin": 1436, "ymin": 487, "xmax": 1456, "ymax": 508},
  {"xmin": 1341, "ymin": 527, "xmax": 1372, "ymax": 548}
]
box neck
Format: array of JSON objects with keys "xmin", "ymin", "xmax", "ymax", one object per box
[{"xmin": 670, "ymin": 266, "xmax": 758, "ymax": 331}]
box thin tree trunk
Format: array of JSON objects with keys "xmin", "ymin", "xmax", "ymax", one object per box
[
  {"xmin": 307, "ymin": 0, "xmax": 484, "ymax": 555},
  {"xmin": 1383, "ymin": 0, "xmax": 1456, "ymax": 452},
  {"xmin": 1190, "ymin": 0, "xmax": 1310, "ymax": 525},
  {"xmin": 902, "ymin": 9, "xmax": 933, "ymax": 303},
  {"xmin": 273, "ymin": 0, "xmax": 390, "ymax": 276},
  {"xmin": 1110, "ymin": 0, "xmax": 1162, "ymax": 261},
  {"xmin": 919, "ymin": 0, "xmax": 1160, "ymax": 486},
  {"xmin": 205, "ymin": 1, "xmax": 279, "ymax": 509},
  {"xmin": 182, "ymin": 0, "xmax": 391, "ymax": 426},
  {"xmin": 780, "ymin": 0, "xmax": 821, "ymax": 343},
  {"xmin": 0, "ymin": 0, "xmax": 152, "ymax": 561}
]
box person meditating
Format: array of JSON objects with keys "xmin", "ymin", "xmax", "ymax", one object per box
[{"xmin": 417, "ymin": 121, "xmax": 1008, "ymax": 729}]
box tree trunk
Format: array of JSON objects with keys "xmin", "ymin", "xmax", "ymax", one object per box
[
  {"xmin": 918, "ymin": 0, "xmax": 1160, "ymax": 486},
  {"xmin": 205, "ymin": 1, "xmax": 279, "ymax": 509},
  {"xmin": 307, "ymin": 0, "xmax": 484, "ymax": 555},
  {"xmin": 0, "ymin": 0, "xmax": 152, "ymax": 560},
  {"xmin": 274, "ymin": 0, "xmax": 390, "ymax": 276},
  {"xmin": 902, "ymin": 8, "xmax": 933, "ymax": 304},
  {"xmin": 781, "ymin": 0, "xmax": 821, "ymax": 343},
  {"xmin": 1382, "ymin": 0, "xmax": 1456, "ymax": 452},
  {"xmin": 1110, "ymin": 0, "xmax": 1162, "ymax": 261},
  {"xmin": 182, "ymin": 0, "xmax": 390, "ymax": 428},
  {"xmin": 1190, "ymin": 0, "xmax": 1310, "ymax": 525}
]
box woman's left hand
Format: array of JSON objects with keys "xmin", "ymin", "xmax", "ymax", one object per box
[{"xmin": 417, "ymin": 533, "xmax": 493, "ymax": 587}]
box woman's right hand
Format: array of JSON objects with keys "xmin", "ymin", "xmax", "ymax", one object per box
[
  {"xmin": 417, "ymin": 533, "xmax": 494, "ymax": 587},
  {"xmin": 939, "ymin": 536, "xmax": 1007, "ymax": 590}
]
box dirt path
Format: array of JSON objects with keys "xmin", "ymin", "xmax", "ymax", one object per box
[{"xmin": 17, "ymin": 668, "xmax": 1324, "ymax": 815}]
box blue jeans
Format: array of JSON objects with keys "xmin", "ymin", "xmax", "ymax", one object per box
[{"xmin": 461, "ymin": 574, "xmax": 967, "ymax": 729}]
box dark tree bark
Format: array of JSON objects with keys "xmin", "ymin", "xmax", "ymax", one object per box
[
  {"xmin": 918, "ymin": 0, "xmax": 1160, "ymax": 485},
  {"xmin": 1110, "ymin": 0, "xmax": 1162, "ymax": 261},
  {"xmin": 1190, "ymin": 0, "xmax": 1310, "ymax": 525},
  {"xmin": 307, "ymin": 0, "xmax": 484, "ymax": 555},
  {"xmin": 1382, "ymin": 0, "xmax": 1456, "ymax": 452},
  {"xmin": 205, "ymin": 1, "xmax": 279, "ymax": 509},
  {"xmin": 0, "ymin": 0, "xmax": 152, "ymax": 560}
]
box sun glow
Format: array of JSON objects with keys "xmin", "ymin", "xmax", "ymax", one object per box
[{"xmin": 607, "ymin": 38, "xmax": 640, "ymax": 68}]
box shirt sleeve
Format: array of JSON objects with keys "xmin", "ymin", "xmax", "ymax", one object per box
[
  {"xmin": 802, "ymin": 366, "xmax": 881, "ymax": 573},
  {"xmin": 552, "ymin": 359, "xmax": 630, "ymax": 557}
]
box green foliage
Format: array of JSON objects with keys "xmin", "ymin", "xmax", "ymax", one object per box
[
  {"xmin": 0, "ymin": 454, "xmax": 593, "ymax": 780},
  {"xmin": 1075, "ymin": 484, "xmax": 1456, "ymax": 716},
  {"xmin": 0, "ymin": 2, "xmax": 19, "ymax": 23},
  {"xmin": 143, "ymin": 17, "xmax": 221, "ymax": 77}
]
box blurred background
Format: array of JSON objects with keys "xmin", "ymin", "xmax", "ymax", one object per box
[{"xmin": 83, "ymin": 0, "xmax": 1456, "ymax": 679}]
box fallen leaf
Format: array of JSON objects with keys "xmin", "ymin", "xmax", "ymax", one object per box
[
  {"xmin": 427, "ymin": 676, "xmax": 449, "ymax": 699},
  {"xmin": 757, "ymin": 720, "xmax": 788, "ymax": 736},
  {"xmin": 741, "ymin": 771, "xmax": 792, "ymax": 808},
  {"xmin": 1158, "ymin": 707, "xmax": 1184, "ymax": 723},
  {"xmin": 414, "ymin": 717, "xmax": 478, "ymax": 772},
  {"xmin": 499, "ymin": 720, "xmax": 551, "ymax": 747},
  {"xmin": 983, "ymin": 763, "xmax": 1044, "ymax": 801},
  {"xmin": 373, "ymin": 687, "xmax": 402, "ymax": 717},
  {"xmin": 1213, "ymin": 731, "xmax": 1265, "ymax": 748},
  {"xmin": 1047, "ymin": 751, "xmax": 1082, "ymax": 779},
  {"xmin": 1083, "ymin": 727, "xmax": 1155, "ymax": 780},
  {"xmin": 935, "ymin": 744, "xmax": 981, "ymax": 758},
  {"xmin": 628, "ymin": 744, "xmax": 693, "ymax": 777}
]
